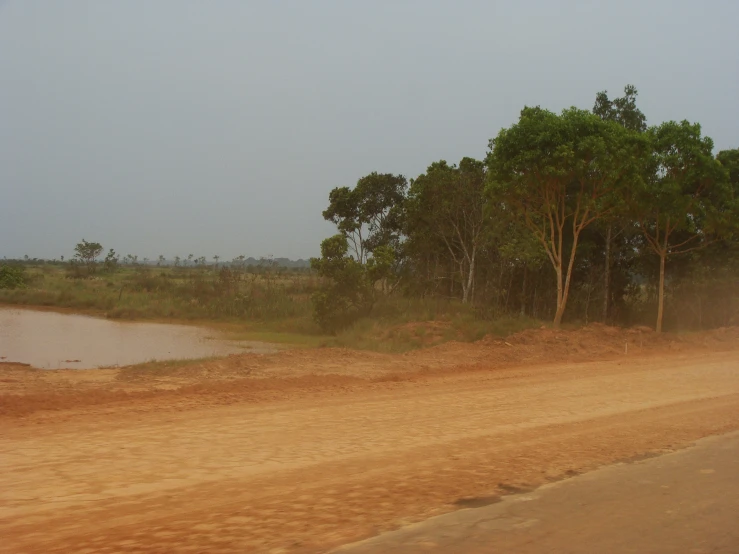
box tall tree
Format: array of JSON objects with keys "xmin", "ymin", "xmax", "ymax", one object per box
[
  {"xmin": 406, "ymin": 158, "xmax": 487, "ymax": 303},
  {"xmin": 631, "ymin": 121, "xmax": 731, "ymax": 332},
  {"xmin": 323, "ymin": 172, "xmax": 407, "ymax": 264},
  {"xmin": 487, "ymin": 107, "xmax": 648, "ymax": 327},
  {"xmin": 593, "ymin": 84, "xmax": 647, "ymax": 321}
]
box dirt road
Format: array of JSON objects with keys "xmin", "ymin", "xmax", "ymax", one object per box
[
  {"xmin": 1, "ymin": 331, "xmax": 739, "ymax": 552},
  {"xmin": 335, "ymin": 431, "xmax": 739, "ymax": 553}
]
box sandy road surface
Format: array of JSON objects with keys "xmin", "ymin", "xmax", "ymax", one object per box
[
  {"xmin": 1, "ymin": 347, "xmax": 739, "ymax": 552},
  {"xmin": 335, "ymin": 432, "xmax": 739, "ymax": 553}
]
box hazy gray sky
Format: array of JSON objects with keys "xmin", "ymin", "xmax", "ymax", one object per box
[{"xmin": 2, "ymin": 1, "xmax": 738, "ymax": 261}]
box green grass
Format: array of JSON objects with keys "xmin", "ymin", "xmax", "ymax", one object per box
[{"xmin": 328, "ymin": 298, "xmax": 541, "ymax": 353}]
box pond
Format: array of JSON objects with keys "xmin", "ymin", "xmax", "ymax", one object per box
[{"xmin": 0, "ymin": 307, "xmax": 279, "ymax": 369}]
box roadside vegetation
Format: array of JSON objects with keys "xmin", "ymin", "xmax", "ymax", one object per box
[
  {"xmin": 313, "ymin": 85, "xmax": 739, "ymax": 334},
  {"xmin": 0, "ymin": 258, "xmax": 536, "ymax": 352},
  {"xmin": 2, "ymin": 85, "xmax": 738, "ymax": 349}
]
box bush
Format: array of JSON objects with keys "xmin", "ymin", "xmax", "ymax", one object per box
[
  {"xmin": 0, "ymin": 265, "xmax": 27, "ymax": 289},
  {"xmin": 310, "ymin": 235, "xmax": 375, "ymax": 333}
]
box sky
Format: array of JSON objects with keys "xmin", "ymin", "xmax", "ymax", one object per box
[{"xmin": 1, "ymin": 1, "xmax": 738, "ymax": 261}]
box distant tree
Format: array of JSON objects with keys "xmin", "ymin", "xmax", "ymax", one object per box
[
  {"xmin": 233, "ymin": 255, "xmax": 247, "ymax": 271},
  {"xmin": 174, "ymin": 255, "xmax": 181, "ymax": 267},
  {"xmin": 103, "ymin": 249, "xmax": 119, "ymax": 272},
  {"xmin": 73, "ymin": 239, "xmax": 103, "ymax": 273},
  {"xmin": 157, "ymin": 255, "xmax": 165, "ymax": 266},
  {"xmin": 213, "ymin": 255, "xmax": 220, "ymax": 268}
]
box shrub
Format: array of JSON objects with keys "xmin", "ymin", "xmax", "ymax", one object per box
[{"xmin": 0, "ymin": 265, "xmax": 27, "ymax": 289}]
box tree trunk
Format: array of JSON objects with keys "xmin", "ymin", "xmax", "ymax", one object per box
[
  {"xmin": 553, "ymin": 264, "xmax": 564, "ymax": 328},
  {"xmin": 461, "ymin": 260, "xmax": 469, "ymax": 303},
  {"xmin": 602, "ymin": 224, "xmax": 612, "ymax": 322},
  {"xmin": 656, "ymin": 251, "xmax": 666, "ymax": 333},
  {"xmin": 553, "ymin": 232, "xmax": 581, "ymax": 328},
  {"xmin": 520, "ymin": 265, "xmax": 527, "ymax": 316},
  {"xmin": 466, "ymin": 247, "xmax": 476, "ymax": 304},
  {"xmin": 504, "ymin": 268, "xmax": 514, "ymax": 312}
]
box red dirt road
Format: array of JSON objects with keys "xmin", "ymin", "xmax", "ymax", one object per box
[{"xmin": 1, "ymin": 328, "xmax": 739, "ymax": 552}]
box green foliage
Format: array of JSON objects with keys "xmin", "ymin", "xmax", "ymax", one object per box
[
  {"xmin": 323, "ymin": 172, "xmax": 407, "ymax": 263},
  {"xmin": 717, "ymin": 148, "xmax": 739, "ymax": 197},
  {"xmin": 628, "ymin": 120, "xmax": 734, "ymax": 331},
  {"xmin": 406, "ymin": 157, "xmax": 488, "ymax": 303},
  {"xmin": 486, "ymin": 106, "xmax": 649, "ymax": 326},
  {"xmin": 593, "ymin": 84, "xmax": 647, "ymax": 132},
  {"xmin": 310, "ymin": 235, "xmax": 375, "ymax": 333},
  {"xmin": 312, "ymin": 84, "xmax": 738, "ymax": 334},
  {"xmin": 73, "ymin": 239, "xmax": 104, "ymax": 274},
  {"xmin": 103, "ymin": 249, "xmax": 120, "ymax": 273},
  {"xmin": 0, "ymin": 265, "xmax": 27, "ymax": 289}
]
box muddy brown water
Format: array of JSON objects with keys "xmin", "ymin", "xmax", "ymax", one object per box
[{"xmin": 0, "ymin": 307, "xmax": 280, "ymax": 369}]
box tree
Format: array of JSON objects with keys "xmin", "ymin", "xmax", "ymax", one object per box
[
  {"xmin": 593, "ymin": 84, "xmax": 647, "ymax": 321},
  {"xmin": 310, "ymin": 235, "xmax": 375, "ymax": 332},
  {"xmin": 73, "ymin": 239, "xmax": 103, "ymax": 273},
  {"xmin": 406, "ymin": 158, "xmax": 487, "ymax": 303},
  {"xmin": 103, "ymin": 249, "xmax": 119, "ymax": 272},
  {"xmin": 323, "ymin": 172, "xmax": 407, "ymax": 264},
  {"xmin": 487, "ymin": 107, "xmax": 648, "ymax": 327},
  {"xmin": 630, "ymin": 121, "xmax": 732, "ymax": 332},
  {"xmin": 593, "ymin": 85, "xmax": 647, "ymax": 133},
  {"xmin": 717, "ymin": 148, "xmax": 739, "ymax": 195},
  {"xmin": 157, "ymin": 255, "xmax": 165, "ymax": 266}
]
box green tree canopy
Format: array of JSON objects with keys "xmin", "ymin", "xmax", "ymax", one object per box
[
  {"xmin": 73, "ymin": 239, "xmax": 103, "ymax": 273},
  {"xmin": 323, "ymin": 172, "xmax": 407, "ymax": 263},
  {"xmin": 630, "ymin": 121, "xmax": 733, "ymax": 332},
  {"xmin": 406, "ymin": 157, "xmax": 487, "ymax": 303},
  {"xmin": 486, "ymin": 106, "xmax": 649, "ymax": 327}
]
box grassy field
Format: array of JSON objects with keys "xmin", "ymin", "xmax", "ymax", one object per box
[{"xmin": 0, "ymin": 263, "xmax": 541, "ymax": 352}]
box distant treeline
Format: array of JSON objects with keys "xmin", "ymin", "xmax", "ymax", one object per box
[{"xmin": 3, "ymin": 254, "xmax": 311, "ymax": 270}]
